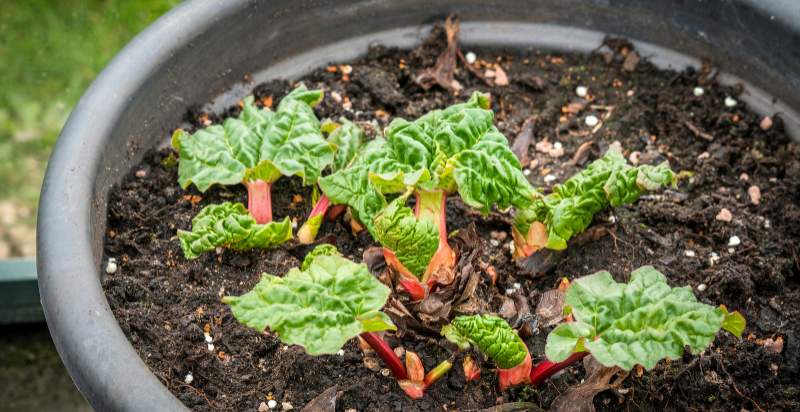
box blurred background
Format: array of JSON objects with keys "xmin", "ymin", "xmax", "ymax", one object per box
[{"xmin": 0, "ymin": 1, "xmax": 180, "ymax": 410}]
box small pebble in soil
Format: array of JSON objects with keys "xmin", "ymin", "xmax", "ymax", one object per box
[
  {"xmin": 575, "ymin": 86, "xmax": 588, "ymax": 97},
  {"xmin": 724, "ymin": 96, "xmax": 738, "ymax": 108},
  {"xmin": 281, "ymin": 402, "xmax": 294, "ymax": 411},
  {"xmin": 684, "ymin": 250, "xmax": 696, "ymax": 258},
  {"xmin": 715, "ymin": 208, "xmax": 733, "ymax": 222},
  {"xmin": 728, "ymin": 235, "xmax": 741, "ymax": 247},
  {"xmin": 543, "ymin": 174, "xmax": 557, "ymax": 183},
  {"xmin": 739, "ymin": 173, "xmax": 749, "ymax": 181},
  {"xmin": 760, "ymin": 116, "xmax": 773, "ymax": 130},
  {"xmin": 268, "ymin": 399, "xmax": 278, "ymax": 409},
  {"xmin": 135, "ymin": 169, "xmax": 147, "ymax": 178},
  {"xmin": 692, "ymin": 87, "xmax": 704, "ymax": 96},
  {"xmin": 523, "ymin": 168, "xmax": 531, "ymax": 176},
  {"xmin": 259, "ymin": 402, "xmax": 269, "ymax": 412},
  {"xmin": 337, "ymin": 349, "xmax": 345, "ymax": 356},
  {"xmin": 207, "ymin": 343, "xmax": 215, "ymax": 352},
  {"xmin": 490, "ymin": 239, "xmax": 499, "ymax": 247},
  {"xmin": 465, "ymin": 51, "xmax": 477, "ymax": 64},
  {"xmin": 204, "ymin": 332, "xmax": 213, "ymax": 343},
  {"xmin": 105, "ymin": 258, "xmax": 118, "ymax": 274},
  {"xmin": 380, "ymin": 368, "xmax": 390, "ymax": 376},
  {"xmin": 184, "ymin": 372, "xmax": 193, "ymax": 384},
  {"xmin": 628, "ymin": 151, "xmax": 641, "ymax": 166},
  {"xmin": 505, "ymin": 288, "xmax": 515, "ymax": 295},
  {"xmin": 507, "ymin": 241, "xmax": 515, "ymax": 254},
  {"xmin": 728, "ymin": 247, "xmax": 736, "ymax": 254},
  {"xmin": 513, "ymin": 282, "xmax": 521, "ymax": 290},
  {"xmin": 607, "ymin": 214, "xmax": 617, "ymax": 224},
  {"xmin": 697, "ymin": 151, "xmax": 710, "ymax": 160},
  {"xmin": 709, "ymin": 252, "xmax": 720, "ymax": 266},
  {"xmin": 584, "ymin": 115, "xmax": 599, "ymax": 127},
  {"xmin": 748, "ymin": 185, "xmax": 761, "ymax": 205},
  {"xmin": 764, "ymin": 219, "xmax": 771, "ymax": 229},
  {"xmin": 697, "ymin": 283, "xmax": 707, "ymax": 292}
]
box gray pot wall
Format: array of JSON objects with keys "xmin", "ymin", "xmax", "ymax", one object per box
[{"xmin": 37, "ymin": 0, "xmax": 800, "ymax": 410}]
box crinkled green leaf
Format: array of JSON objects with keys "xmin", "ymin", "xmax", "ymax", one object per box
[
  {"xmin": 444, "ymin": 315, "xmax": 528, "ymax": 369},
  {"xmin": 372, "ymin": 196, "xmax": 438, "ymax": 277},
  {"xmin": 514, "ymin": 146, "xmax": 674, "ymax": 250},
  {"xmin": 364, "ymin": 92, "xmax": 535, "ymax": 212},
  {"xmin": 301, "ymin": 244, "xmax": 341, "ymax": 271},
  {"xmin": 223, "ymin": 255, "xmax": 395, "ymax": 355},
  {"xmin": 173, "ymin": 85, "xmax": 334, "ymax": 191},
  {"xmin": 327, "ymin": 118, "xmax": 364, "ymax": 172},
  {"xmin": 318, "ymin": 137, "xmax": 388, "ymax": 237},
  {"xmin": 545, "ymin": 266, "xmax": 745, "ymax": 370},
  {"xmin": 177, "ymin": 202, "xmax": 292, "ymax": 259}
]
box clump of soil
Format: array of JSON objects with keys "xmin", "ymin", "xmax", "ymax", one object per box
[{"xmin": 103, "ymin": 24, "xmax": 800, "ymax": 411}]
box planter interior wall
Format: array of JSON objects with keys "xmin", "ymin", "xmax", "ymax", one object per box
[{"xmin": 38, "ymin": 0, "xmax": 800, "ymax": 410}]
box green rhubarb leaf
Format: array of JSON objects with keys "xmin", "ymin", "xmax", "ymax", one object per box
[
  {"xmin": 365, "ymin": 92, "xmax": 536, "ymax": 212},
  {"xmin": 372, "ymin": 196, "xmax": 438, "ymax": 278},
  {"xmin": 318, "ymin": 138, "xmax": 389, "ymax": 237},
  {"xmin": 223, "ymin": 255, "xmax": 395, "ymax": 355},
  {"xmin": 328, "ymin": 118, "xmax": 364, "ymax": 172},
  {"xmin": 443, "ymin": 315, "xmax": 528, "ymax": 369},
  {"xmin": 301, "ymin": 243, "xmax": 342, "ymax": 271},
  {"xmin": 173, "ymin": 85, "xmax": 334, "ymax": 191},
  {"xmin": 545, "ymin": 266, "xmax": 746, "ymax": 370},
  {"xmin": 513, "ymin": 145, "xmax": 675, "ymax": 250},
  {"xmin": 177, "ymin": 202, "xmax": 292, "ymax": 259}
]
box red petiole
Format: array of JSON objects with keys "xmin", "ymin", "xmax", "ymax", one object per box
[
  {"xmin": 359, "ymin": 332, "xmax": 407, "ymax": 380},
  {"xmin": 297, "ymin": 194, "xmax": 332, "ymax": 244},
  {"xmin": 529, "ymin": 351, "xmax": 588, "ymax": 386},
  {"xmin": 246, "ymin": 179, "xmax": 272, "ymax": 224}
]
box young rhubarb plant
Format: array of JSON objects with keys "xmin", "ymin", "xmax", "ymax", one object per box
[
  {"xmin": 222, "ymin": 252, "xmax": 408, "ymax": 381},
  {"xmin": 178, "ymin": 202, "xmax": 292, "ymax": 259},
  {"xmin": 531, "ymin": 266, "xmax": 745, "ymax": 385},
  {"xmin": 172, "ymin": 85, "xmax": 334, "ymax": 227},
  {"xmin": 442, "ymin": 314, "xmax": 532, "ymax": 390},
  {"xmin": 398, "ymin": 351, "xmax": 454, "ymax": 399},
  {"xmin": 356, "ymin": 92, "xmax": 535, "ymax": 297},
  {"xmin": 297, "ymin": 119, "xmax": 368, "ymax": 244},
  {"xmin": 512, "ymin": 145, "xmax": 674, "ymax": 258}
]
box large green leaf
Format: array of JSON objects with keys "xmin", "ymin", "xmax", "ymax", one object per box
[
  {"xmin": 545, "ymin": 266, "xmax": 746, "ymax": 370},
  {"xmin": 372, "ymin": 196, "xmax": 438, "ymax": 277},
  {"xmin": 442, "ymin": 315, "xmax": 528, "ymax": 369},
  {"xmin": 365, "ymin": 92, "xmax": 536, "ymax": 213},
  {"xmin": 300, "ymin": 243, "xmax": 341, "ymax": 271},
  {"xmin": 173, "ymin": 85, "xmax": 334, "ymax": 191},
  {"xmin": 177, "ymin": 202, "xmax": 292, "ymax": 259},
  {"xmin": 514, "ymin": 146, "xmax": 674, "ymax": 250},
  {"xmin": 223, "ymin": 255, "xmax": 396, "ymax": 355}
]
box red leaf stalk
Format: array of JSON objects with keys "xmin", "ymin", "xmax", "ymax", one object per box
[
  {"xmin": 359, "ymin": 332, "xmax": 407, "ymax": 380},
  {"xmin": 247, "ymin": 179, "xmax": 272, "ymax": 224},
  {"xmin": 529, "ymin": 351, "xmax": 588, "ymax": 386}
]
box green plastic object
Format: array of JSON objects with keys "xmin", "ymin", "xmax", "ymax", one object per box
[{"xmin": 0, "ymin": 258, "xmax": 42, "ymax": 324}]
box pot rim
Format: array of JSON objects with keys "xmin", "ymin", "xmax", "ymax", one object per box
[{"xmin": 36, "ymin": 0, "xmax": 800, "ymax": 410}]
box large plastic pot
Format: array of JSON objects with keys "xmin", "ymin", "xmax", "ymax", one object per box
[{"xmin": 38, "ymin": 0, "xmax": 800, "ymax": 410}]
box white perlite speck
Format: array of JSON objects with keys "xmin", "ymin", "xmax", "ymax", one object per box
[
  {"xmin": 728, "ymin": 235, "xmax": 741, "ymax": 247},
  {"xmin": 490, "ymin": 239, "xmax": 500, "ymax": 247},
  {"xmin": 105, "ymin": 258, "xmax": 118, "ymax": 274},
  {"xmin": 693, "ymin": 87, "xmax": 704, "ymax": 97},
  {"xmin": 267, "ymin": 400, "xmax": 278, "ymax": 409},
  {"xmin": 724, "ymin": 96, "xmax": 738, "ymax": 108},
  {"xmin": 207, "ymin": 343, "xmax": 215, "ymax": 352},
  {"xmin": 575, "ymin": 86, "xmax": 588, "ymax": 97},
  {"xmin": 337, "ymin": 349, "xmax": 345, "ymax": 356},
  {"xmin": 184, "ymin": 372, "xmax": 194, "ymax": 384},
  {"xmin": 281, "ymin": 402, "xmax": 294, "ymax": 411},
  {"xmin": 523, "ymin": 168, "xmax": 531, "ymax": 176},
  {"xmin": 697, "ymin": 283, "xmax": 707, "ymax": 292},
  {"xmin": 585, "ymin": 115, "xmax": 599, "ymax": 127},
  {"xmin": 543, "ymin": 174, "xmax": 557, "ymax": 183},
  {"xmin": 709, "ymin": 252, "xmax": 720, "ymax": 266},
  {"xmin": 465, "ymin": 51, "xmax": 477, "ymax": 64},
  {"xmin": 684, "ymin": 250, "xmax": 696, "ymax": 257}
]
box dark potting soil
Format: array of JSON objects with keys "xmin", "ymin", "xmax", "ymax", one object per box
[{"xmin": 102, "ymin": 24, "xmax": 800, "ymax": 411}]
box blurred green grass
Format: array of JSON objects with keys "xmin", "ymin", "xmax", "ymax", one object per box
[{"xmin": 0, "ymin": 0, "xmax": 181, "ymax": 256}]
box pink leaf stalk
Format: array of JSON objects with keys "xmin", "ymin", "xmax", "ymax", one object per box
[{"xmin": 246, "ymin": 179, "xmax": 272, "ymax": 224}]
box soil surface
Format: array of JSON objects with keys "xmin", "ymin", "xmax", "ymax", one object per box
[{"xmin": 103, "ymin": 24, "xmax": 800, "ymax": 411}]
